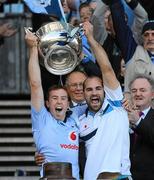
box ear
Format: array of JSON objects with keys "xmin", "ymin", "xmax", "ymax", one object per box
[{"xmin": 46, "ymin": 100, "xmax": 49, "ymax": 108}]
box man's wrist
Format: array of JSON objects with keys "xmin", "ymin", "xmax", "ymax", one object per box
[{"xmin": 29, "ymin": 46, "xmax": 38, "ymax": 54}]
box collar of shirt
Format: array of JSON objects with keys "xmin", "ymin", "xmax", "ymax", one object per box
[
  {"xmin": 141, "ymin": 106, "xmax": 151, "ymax": 118},
  {"xmin": 71, "ymin": 100, "xmax": 86, "ymax": 107}
]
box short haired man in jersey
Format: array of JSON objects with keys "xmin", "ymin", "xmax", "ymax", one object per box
[
  {"xmin": 79, "ymin": 21, "xmax": 131, "ymax": 180},
  {"xmin": 25, "ymin": 31, "xmax": 80, "ymax": 179},
  {"xmin": 35, "ymin": 70, "xmax": 88, "ymax": 177}
]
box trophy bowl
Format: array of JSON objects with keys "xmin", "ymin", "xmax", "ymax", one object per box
[{"xmin": 36, "ymin": 21, "xmax": 82, "ymax": 75}]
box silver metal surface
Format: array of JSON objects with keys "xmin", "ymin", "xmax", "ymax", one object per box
[{"xmin": 36, "ymin": 21, "xmax": 82, "ymax": 75}]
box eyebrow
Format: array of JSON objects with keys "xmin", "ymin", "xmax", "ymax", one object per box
[
  {"xmin": 51, "ymin": 95, "xmax": 68, "ymax": 98},
  {"xmin": 86, "ymin": 85, "xmax": 102, "ymax": 89}
]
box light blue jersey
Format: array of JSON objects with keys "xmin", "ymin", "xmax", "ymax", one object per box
[
  {"xmin": 31, "ymin": 106, "xmax": 80, "ymax": 179},
  {"xmin": 79, "ymin": 85, "xmax": 131, "ymax": 180}
]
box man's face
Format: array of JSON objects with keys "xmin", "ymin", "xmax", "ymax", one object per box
[
  {"xmin": 120, "ymin": 59, "xmax": 125, "ymax": 77},
  {"xmin": 80, "ymin": 6, "xmax": 92, "ymax": 23},
  {"xmin": 107, "ymin": 13, "xmax": 115, "ymax": 37},
  {"xmin": 104, "ymin": 10, "xmax": 111, "ymax": 33},
  {"xmin": 130, "ymin": 78, "xmax": 154, "ymax": 110},
  {"xmin": 61, "ymin": 0, "xmax": 70, "ymax": 13},
  {"xmin": 84, "ymin": 77, "xmax": 104, "ymax": 112},
  {"xmin": 143, "ymin": 30, "xmax": 154, "ymax": 53},
  {"xmin": 89, "ymin": 2, "xmax": 97, "ymax": 11},
  {"xmin": 66, "ymin": 72, "xmax": 87, "ymax": 103},
  {"xmin": 46, "ymin": 89, "xmax": 69, "ymax": 120}
]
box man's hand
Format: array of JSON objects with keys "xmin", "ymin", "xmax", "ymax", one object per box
[
  {"xmin": 0, "ymin": 0, "xmax": 6, "ymax": 3},
  {"xmin": 0, "ymin": 22, "xmax": 17, "ymax": 37},
  {"xmin": 127, "ymin": 103, "xmax": 140, "ymax": 125},
  {"xmin": 128, "ymin": 108, "xmax": 140, "ymax": 125},
  {"xmin": 122, "ymin": 95, "xmax": 140, "ymax": 124},
  {"xmin": 25, "ymin": 30, "xmax": 38, "ymax": 49},
  {"xmin": 34, "ymin": 152, "xmax": 45, "ymax": 166},
  {"xmin": 122, "ymin": 97, "xmax": 132, "ymax": 112},
  {"xmin": 82, "ymin": 21, "xmax": 94, "ymax": 42}
]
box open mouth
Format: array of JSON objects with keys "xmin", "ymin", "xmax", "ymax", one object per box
[
  {"xmin": 55, "ymin": 106, "xmax": 63, "ymax": 112},
  {"xmin": 91, "ymin": 97, "xmax": 100, "ymax": 104},
  {"xmin": 135, "ymin": 97, "xmax": 143, "ymax": 100}
]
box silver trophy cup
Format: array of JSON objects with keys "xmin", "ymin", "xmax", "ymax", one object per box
[{"xmin": 35, "ymin": 21, "xmax": 82, "ymax": 75}]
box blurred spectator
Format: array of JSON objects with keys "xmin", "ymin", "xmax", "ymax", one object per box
[
  {"xmin": 117, "ymin": 58, "xmax": 126, "ymax": 91},
  {"xmin": 61, "ymin": 0, "xmax": 80, "ymax": 26},
  {"xmin": 78, "ymin": 2, "xmax": 102, "ymax": 77},
  {"xmin": 0, "ymin": 22, "xmax": 17, "ymax": 45},
  {"xmin": 79, "ymin": 2, "xmax": 93, "ymax": 23},
  {"xmin": 0, "ymin": 0, "xmax": 6, "ymax": 5},
  {"xmin": 92, "ymin": 0, "xmax": 147, "ymax": 83},
  {"xmin": 0, "ymin": 22, "xmax": 17, "ymax": 37},
  {"xmin": 104, "ymin": 8, "xmax": 112, "ymax": 34},
  {"xmin": 0, "ymin": 0, "xmax": 18, "ymax": 45},
  {"xmin": 109, "ymin": 0, "xmax": 154, "ymax": 106},
  {"xmin": 91, "ymin": 0, "xmax": 123, "ymax": 77},
  {"xmin": 61, "ymin": 0, "xmax": 76, "ymax": 24}
]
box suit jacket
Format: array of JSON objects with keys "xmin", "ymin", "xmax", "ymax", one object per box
[{"xmin": 130, "ymin": 108, "xmax": 154, "ymax": 180}]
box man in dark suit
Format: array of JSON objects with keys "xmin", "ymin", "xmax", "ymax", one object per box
[{"xmin": 127, "ymin": 75, "xmax": 154, "ymax": 180}]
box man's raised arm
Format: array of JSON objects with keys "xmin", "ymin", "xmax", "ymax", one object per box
[
  {"xmin": 25, "ymin": 31, "xmax": 44, "ymax": 111},
  {"xmin": 83, "ymin": 21, "xmax": 119, "ymax": 89}
]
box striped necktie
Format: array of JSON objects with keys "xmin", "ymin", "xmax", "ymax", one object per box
[{"xmin": 139, "ymin": 111, "xmax": 144, "ymax": 117}]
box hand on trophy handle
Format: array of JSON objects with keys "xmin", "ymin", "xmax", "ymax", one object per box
[
  {"xmin": 24, "ymin": 27, "xmax": 39, "ymax": 49},
  {"xmin": 24, "ymin": 27, "xmax": 33, "ymax": 34},
  {"xmin": 24, "ymin": 27, "xmax": 40, "ymax": 39},
  {"xmin": 79, "ymin": 23, "xmax": 84, "ymax": 37},
  {"xmin": 82, "ymin": 22, "xmax": 94, "ymax": 40}
]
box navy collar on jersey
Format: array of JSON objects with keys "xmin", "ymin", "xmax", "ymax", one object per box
[{"xmin": 85, "ymin": 104, "xmax": 110, "ymax": 117}]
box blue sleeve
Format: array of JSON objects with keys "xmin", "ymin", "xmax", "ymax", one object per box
[
  {"xmin": 110, "ymin": 0, "xmax": 137, "ymax": 64},
  {"xmin": 31, "ymin": 106, "xmax": 48, "ymax": 131}
]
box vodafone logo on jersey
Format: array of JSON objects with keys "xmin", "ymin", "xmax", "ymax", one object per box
[
  {"xmin": 69, "ymin": 131, "xmax": 77, "ymax": 141},
  {"xmin": 59, "ymin": 131, "xmax": 79, "ymax": 150},
  {"xmin": 60, "ymin": 144, "xmax": 79, "ymax": 150}
]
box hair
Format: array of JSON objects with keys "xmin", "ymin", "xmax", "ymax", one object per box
[
  {"xmin": 128, "ymin": 75, "xmax": 154, "ymax": 91},
  {"xmin": 83, "ymin": 75, "xmax": 103, "ymax": 90},
  {"xmin": 142, "ymin": 20, "xmax": 154, "ymax": 34},
  {"xmin": 46, "ymin": 84, "xmax": 70, "ymax": 101},
  {"xmin": 79, "ymin": 2, "xmax": 92, "ymax": 13},
  {"xmin": 65, "ymin": 70, "xmax": 87, "ymax": 86}
]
